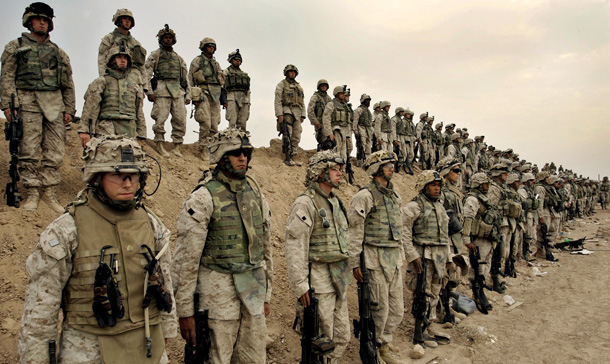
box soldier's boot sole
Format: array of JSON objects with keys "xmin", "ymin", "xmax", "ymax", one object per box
[{"xmin": 22, "ymin": 188, "xmax": 40, "ymax": 211}]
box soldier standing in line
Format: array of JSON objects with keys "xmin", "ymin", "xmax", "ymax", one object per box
[
  {"xmin": 487, "ymin": 164, "xmax": 512, "ymax": 292},
  {"xmin": 286, "ymin": 151, "xmax": 351, "ymax": 364},
  {"xmin": 322, "ymin": 85, "xmax": 351, "ymax": 161},
  {"xmin": 18, "ymin": 136, "xmax": 176, "ymax": 363},
  {"xmin": 432, "ymin": 122, "xmax": 445, "ymax": 167},
  {"xmin": 506, "ymin": 173, "xmax": 525, "ymax": 265},
  {"xmin": 600, "ymin": 176, "xmax": 609, "ymax": 209},
  {"xmin": 534, "ymin": 172, "xmax": 561, "ymax": 259},
  {"xmin": 395, "ymin": 107, "xmax": 411, "ymax": 173},
  {"xmin": 415, "ymin": 113, "xmax": 427, "ymax": 168},
  {"xmin": 274, "ymin": 64, "xmax": 305, "ymax": 165},
  {"xmin": 349, "ymin": 150, "xmax": 405, "ymax": 364},
  {"xmin": 374, "ymin": 101, "xmax": 392, "ymax": 153},
  {"xmin": 223, "ymin": 49, "xmax": 251, "ymax": 131},
  {"xmin": 79, "ymin": 44, "xmax": 146, "ymax": 146},
  {"xmin": 424, "ymin": 116, "xmax": 435, "ymax": 168},
  {"xmin": 145, "ymin": 24, "xmax": 190, "ymax": 158},
  {"xmin": 189, "ymin": 37, "xmax": 225, "ymax": 165},
  {"xmin": 173, "ymin": 129, "xmax": 272, "ymax": 364},
  {"xmin": 98, "ymin": 9, "xmax": 146, "ymax": 80},
  {"xmin": 404, "ymin": 108, "xmax": 417, "ymax": 165},
  {"xmin": 352, "ymin": 94, "xmax": 373, "ymax": 165},
  {"xmin": 390, "ymin": 107, "xmax": 405, "ymax": 169},
  {"xmin": 1, "ymin": 2, "xmax": 76, "ymax": 213},
  {"xmin": 518, "ymin": 173, "xmax": 539, "ymax": 260},
  {"xmin": 307, "ymin": 79, "xmax": 332, "ymax": 150}
]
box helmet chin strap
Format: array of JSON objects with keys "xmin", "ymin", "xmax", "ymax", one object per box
[
  {"xmin": 219, "ymin": 155, "xmax": 247, "ymax": 179},
  {"xmin": 319, "ymin": 170, "xmax": 340, "ymax": 188}
]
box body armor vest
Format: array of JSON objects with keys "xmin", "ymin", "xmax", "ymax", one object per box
[
  {"xmin": 393, "ymin": 116, "xmax": 405, "ymax": 135},
  {"xmin": 432, "ymin": 130, "xmax": 443, "ymax": 145},
  {"xmin": 442, "ymin": 183, "xmax": 464, "ymax": 220},
  {"xmin": 380, "ymin": 112, "xmax": 391, "ymax": 133},
  {"xmin": 363, "ymin": 182, "xmax": 401, "ymax": 247},
  {"xmin": 155, "ymin": 49, "xmax": 181, "ymax": 80},
  {"xmin": 313, "ymin": 92, "xmax": 331, "ymax": 120},
  {"xmin": 64, "ymin": 192, "xmax": 160, "ymax": 335},
  {"xmin": 523, "ymin": 186, "xmax": 540, "ymax": 211},
  {"xmin": 330, "ymin": 99, "xmax": 349, "ymax": 127},
  {"xmin": 225, "ymin": 66, "xmax": 250, "ymax": 92},
  {"xmin": 421, "ymin": 124, "xmax": 433, "ymax": 139},
  {"xmin": 15, "ymin": 36, "xmax": 61, "ymax": 91},
  {"xmin": 357, "ymin": 106, "xmax": 373, "ymax": 127},
  {"xmin": 110, "ymin": 30, "xmax": 146, "ymax": 67},
  {"xmin": 412, "ymin": 194, "xmax": 449, "ymax": 246},
  {"xmin": 197, "ymin": 55, "xmax": 220, "ymax": 85},
  {"xmin": 303, "ymin": 185, "xmax": 349, "ymax": 263},
  {"xmin": 405, "ymin": 120, "xmax": 416, "ymax": 136},
  {"xmin": 281, "ymin": 79, "xmax": 304, "ymax": 107},
  {"xmin": 99, "ymin": 70, "xmax": 139, "ymax": 120},
  {"xmin": 601, "ymin": 182, "xmax": 609, "ymax": 192},
  {"xmin": 202, "ymin": 176, "xmax": 264, "ymax": 273},
  {"xmin": 468, "ymin": 191, "xmax": 501, "ymax": 240}
]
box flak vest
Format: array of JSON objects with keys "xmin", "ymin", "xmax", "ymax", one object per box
[
  {"xmin": 412, "ymin": 194, "xmax": 449, "ymax": 246},
  {"xmin": 313, "ymin": 92, "xmax": 331, "ymax": 120},
  {"xmin": 303, "ymin": 184, "xmax": 349, "ymax": 263},
  {"xmin": 363, "ymin": 182, "xmax": 401, "ymax": 247},
  {"xmin": 379, "ymin": 112, "xmax": 391, "ymax": 133},
  {"xmin": 330, "ymin": 99, "xmax": 349, "ymax": 127},
  {"xmin": 396, "ymin": 117, "xmax": 407, "ymax": 136},
  {"xmin": 15, "ymin": 36, "xmax": 63, "ymax": 91},
  {"xmin": 225, "ymin": 66, "xmax": 251, "ymax": 92},
  {"xmin": 109, "ymin": 29, "xmax": 146, "ymax": 67},
  {"xmin": 63, "ymin": 192, "xmax": 161, "ymax": 335},
  {"xmin": 155, "ymin": 49, "xmax": 181, "ymax": 80},
  {"xmin": 281, "ymin": 79, "xmax": 304, "ymax": 107},
  {"xmin": 467, "ymin": 191, "xmax": 501, "ymax": 240},
  {"xmin": 99, "ymin": 69, "xmax": 139, "ymax": 120},
  {"xmin": 601, "ymin": 182, "xmax": 610, "ymax": 192},
  {"xmin": 405, "ymin": 120, "xmax": 416, "ymax": 137},
  {"xmin": 201, "ymin": 175, "xmax": 264, "ymax": 274},
  {"xmin": 357, "ymin": 106, "xmax": 373, "ymax": 127},
  {"xmin": 197, "ymin": 55, "xmax": 221, "ymax": 85}
]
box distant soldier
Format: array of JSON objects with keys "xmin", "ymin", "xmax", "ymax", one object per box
[
  {"xmin": 145, "ymin": 24, "xmax": 190, "ymax": 158},
  {"xmin": 404, "ymin": 109, "xmax": 417, "ymax": 164},
  {"xmin": 352, "ymin": 94, "xmax": 373, "ymax": 164},
  {"xmin": 1, "ymin": 2, "xmax": 76, "ymax": 212},
  {"xmin": 600, "ymin": 176, "xmax": 609, "ymax": 209},
  {"xmin": 322, "ymin": 85, "xmax": 351, "ymax": 161},
  {"xmin": 189, "ymin": 37, "xmax": 225, "ymax": 164},
  {"xmin": 275, "ymin": 64, "xmax": 305, "ymax": 165},
  {"xmin": 394, "ymin": 107, "xmax": 411, "ymax": 172},
  {"xmin": 506, "ymin": 173, "xmax": 525, "ymax": 264},
  {"xmin": 307, "ymin": 79, "xmax": 332, "ymax": 149},
  {"xmin": 390, "ymin": 107, "xmax": 405, "ymax": 167},
  {"xmin": 487, "ymin": 164, "xmax": 512, "ymax": 292},
  {"xmin": 98, "ymin": 9, "xmax": 146, "ymax": 80},
  {"xmin": 415, "ymin": 113, "xmax": 428, "ymax": 168},
  {"xmin": 432, "ymin": 122, "xmax": 445, "ymax": 166},
  {"xmin": 223, "ymin": 49, "xmax": 251, "ymax": 131},
  {"xmin": 374, "ymin": 101, "xmax": 392, "ymax": 152},
  {"xmin": 518, "ymin": 173, "xmax": 539, "ymax": 260}
]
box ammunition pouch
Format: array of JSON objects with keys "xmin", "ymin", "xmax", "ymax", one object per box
[
  {"xmin": 506, "ymin": 202, "xmax": 522, "ymax": 219},
  {"xmin": 131, "ymin": 45, "xmax": 146, "ymax": 67},
  {"xmin": 190, "ymin": 87, "xmax": 203, "ymax": 102},
  {"xmin": 193, "ymin": 70, "xmax": 206, "ymax": 85},
  {"xmin": 473, "ymin": 220, "xmax": 494, "ymax": 239},
  {"xmin": 92, "ymin": 262, "xmax": 125, "ymax": 328}
]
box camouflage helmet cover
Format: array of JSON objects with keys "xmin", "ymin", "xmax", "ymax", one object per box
[
  {"xmin": 360, "ymin": 93, "xmax": 371, "ymax": 103},
  {"xmin": 199, "ymin": 37, "xmax": 217, "ymax": 50},
  {"xmin": 470, "ymin": 172, "xmax": 491, "ymax": 189},
  {"xmin": 363, "ymin": 150, "xmax": 397, "ymax": 176},
  {"xmin": 536, "ymin": 171, "xmax": 549, "ymax": 181},
  {"xmin": 283, "ymin": 64, "xmax": 299, "ymax": 76},
  {"xmin": 82, "ymin": 135, "xmax": 149, "ymax": 183},
  {"xmin": 208, "ymin": 128, "xmax": 253, "ymax": 164},
  {"xmin": 420, "ymin": 112, "xmax": 428, "ymax": 120},
  {"xmin": 373, "ymin": 102, "xmax": 381, "ymax": 109},
  {"xmin": 306, "ymin": 150, "xmax": 344, "ymax": 186},
  {"xmin": 317, "ymin": 79, "xmax": 329, "ymax": 90},
  {"xmin": 106, "ymin": 42, "xmax": 132, "ymax": 68},
  {"xmin": 404, "ymin": 108, "xmax": 414, "ymax": 116},
  {"xmin": 506, "ymin": 173, "xmax": 520, "ymax": 185},
  {"xmin": 22, "ymin": 2, "xmax": 54, "ymax": 32},
  {"xmin": 416, "ymin": 170, "xmax": 443, "ymax": 193},
  {"xmin": 436, "ymin": 157, "xmax": 461, "ymax": 177},
  {"xmin": 228, "ymin": 49, "xmax": 242, "ymax": 62},
  {"xmin": 333, "ymin": 85, "xmax": 346, "ymax": 97},
  {"xmin": 451, "ymin": 133, "xmax": 461, "ymax": 142},
  {"xmin": 435, "ymin": 122, "xmax": 443, "ymax": 129},
  {"xmin": 395, "ymin": 107, "xmax": 405, "ymax": 114},
  {"xmin": 112, "ymin": 8, "xmax": 135, "ymax": 28},
  {"xmin": 380, "ymin": 100, "xmax": 391, "ymax": 109},
  {"xmin": 521, "ymin": 172, "xmax": 535, "ymax": 183},
  {"xmin": 156, "ymin": 24, "xmax": 177, "ymax": 45}
]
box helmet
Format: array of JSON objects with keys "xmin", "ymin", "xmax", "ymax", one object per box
[
  {"xmin": 360, "ymin": 94, "xmax": 371, "ymax": 103},
  {"xmin": 380, "ymin": 100, "xmax": 391, "ymax": 109},
  {"xmin": 22, "ymin": 2, "xmax": 54, "ymax": 32},
  {"xmin": 112, "ymin": 9, "xmax": 135, "ymax": 29},
  {"xmin": 333, "ymin": 85, "xmax": 346, "ymax": 97},
  {"xmin": 404, "ymin": 108, "xmax": 414, "ymax": 116},
  {"xmin": 470, "ymin": 173, "xmax": 491, "ymax": 189},
  {"xmin": 548, "ymin": 175, "xmax": 559, "ymax": 184},
  {"xmin": 420, "ymin": 112, "xmax": 428, "ymax": 120},
  {"xmin": 436, "ymin": 157, "xmax": 460, "ymax": 176},
  {"xmin": 208, "ymin": 128, "xmax": 253, "ymax": 165},
  {"xmin": 536, "ymin": 171, "xmax": 549, "ymax": 181},
  {"xmin": 306, "ymin": 150, "xmax": 344, "ymax": 186},
  {"xmin": 199, "ymin": 37, "xmax": 217, "ymax": 50},
  {"xmin": 490, "ymin": 163, "xmax": 508, "ymax": 177},
  {"xmin": 283, "ymin": 64, "xmax": 299, "ymax": 76},
  {"xmin": 464, "ymin": 138, "xmax": 473, "ymax": 145},
  {"xmin": 395, "ymin": 107, "xmax": 405, "ymax": 114},
  {"xmin": 156, "ymin": 24, "xmax": 177, "ymax": 45},
  {"xmin": 363, "ymin": 150, "xmax": 397, "ymax": 176},
  {"xmin": 317, "ymin": 79, "xmax": 329, "ymax": 90},
  {"xmin": 82, "ymin": 135, "xmax": 149, "ymax": 183},
  {"xmin": 416, "ymin": 170, "xmax": 443, "ymax": 193},
  {"xmin": 373, "ymin": 102, "xmax": 380, "ymax": 110},
  {"xmin": 507, "ymin": 173, "xmax": 520, "ymax": 185},
  {"xmin": 228, "ymin": 49, "xmax": 242, "ymax": 62},
  {"xmin": 429, "ymin": 116, "xmax": 435, "ymax": 122},
  {"xmin": 604, "ymin": 176, "xmax": 608, "ymax": 181},
  {"xmin": 106, "ymin": 42, "xmax": 132, "ymax": 68},
  {"xmin": 521, "ymin": 173, "xmax": 535, "ymax": 183},
  {"xmin": 435, "ymin": 122, "xmax": 443, "ymax": 130},
  {"xmin": 451, "ymin": 133, "xmax": 461, "ymax": 142}
]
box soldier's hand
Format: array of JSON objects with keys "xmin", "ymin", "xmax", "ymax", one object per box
[
  {"xmin": 300, "ymin": 116, "xmax": 306, "ymax": 123},
  {"xmin": 185, "ymin": 99, "xmax": 191, "ymax": 105},
  {"xmin": 179, "ymin": 316, "xmax": 197, "ymax": 346},
  {"xmin": 329, "ymin": 135, "xmax": 336, "ymax": 142},
  {"xmin": 147, "ymin": 94, "xmax": 156, "ymax": 103},
  {"xmin": 466, "ymin": 243, "xmax": 478, "ymax": 254},
  {"xmin": 353, "ymin": 267, "xmax": 364, "ymax": 283},
  {"xmin": 137, "ymin": 138, "xmax": 145, "ymax": 146},
  {"xmin": 264, "ymin": 302, "xmax": 270, "ymax": 317},
  {"xmin": 79, "ymin": 133, "xmax": 91, "ymax": 149},
  {"xmin": 277, "ymin": 115, "xmax": 284, "ymax": 123},
  {"xmin": 299, "ymin": 292, "xmax": 310, "ymax": 308},
  {"xmin": 222, "ymin": 103, "xmax": 227, "ymax": 109},
  {"xmin": 413, "ymin": 257, "xmax": 423, "ymax": 274},
  {"xmin": 539, "ymin": 217, "xmax": 545, "ymax": 224},
  {"xmin": 63, "ymin": 113, "xmax": 72, "ymax": 124},
  {"xmin": 3, "ymin": 108, "xmax": 15, "ymax": 122},
  {"xmin": 315, "ymin": 122, "xmax": 322, "ymax": 130}
]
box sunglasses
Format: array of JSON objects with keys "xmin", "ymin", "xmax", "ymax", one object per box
[
  {"xmin": 451, "ymin": 169, "xmax": 461, "ymax": 173},
  {"xmin": 318, "ymin": 208, "xmax": 330, "ymax": 229},
  {"xmin": 226, "ymin": 148, "xmax": 252, "ymax": 158}
]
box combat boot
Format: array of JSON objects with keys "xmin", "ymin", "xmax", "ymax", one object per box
[
  {"xmin": 42, "ymin": 187, "xmax": 65, "ymax": 214},
  {"xmin": 155, "ymin": 142, "xmax": 170, "ymax": 158},
  {"xmin": 173, "ymin": 143, "xmax": 182, "ymax": 157},
  {"xmin": 379, "ymin": 343, "xmax": 402, "ymax": 364},
  {"xmin": 22, "ymin": 188, "xmax": 40, "ymax": 211},
  {"xmin": 492, "ymin": 274, "xmax": 506, "ymax": 294}
]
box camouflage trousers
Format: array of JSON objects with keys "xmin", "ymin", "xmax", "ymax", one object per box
[
  {"xmin": 355, "ymin": 125, "xmax": 372, "ymax": 158},
  {"xmin": 57, "ymin": 323, "xmax": 168, "ymax": 364},
  {"xmin": 194, "ymin": 92, "xmax": 221, "ymax": 144},
  {"xmin": 208, "ymin": 306, "xmax": 266, "ymax": 364},
  {"xmin": 469, "ymin": 237, "xmax": 495, "ymax": 283},
  {"xmin": 18, "ymin": 110, "xmax": 65, "ymax": 187},
  {"xmin": 396, "ymin": 135, "xmax": 409, "ymax": 163},
  {"xmin": 379, "ymin": 132, "xmax": 392, "ymax": 153},
  {"xmin": 332, "ymin": 126, "xmax": 352, "ymax": 161},
  {"xmin": 501, "ymin": 225, "xmax": 511, "ymax": 263},
  {"xmin": 151, "ymin": 96, "xmax": 186, "ymax": 143},
  {"xmin": 536, "ymin": 211, "xmax": 557, "ymax": 258},
  {"xmin": 96, "ymin": 118, "xmax": 137, "ymax": 139},
  {"xmin": 512, "ymin": 226, "xmax": 524, "ymax": 261},
  {"xmin": 368, "ymin": 267, "xmax": 404, "ymax": 345},
  {"xmin": 276, "ymin": 114, "xmax": 302, "ymax": 150},
  {"xmin": 406, "ymin": 258, "xmax": 442, "ymax": 321},
  {"xmin": 225, "ymin": 93, "xmax": 250, "ymax": 130}
]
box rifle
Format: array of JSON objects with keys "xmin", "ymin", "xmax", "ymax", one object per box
[
  {"xmin": 278, "ymin": 118, "xmax": 293, "ymax": 164},
  {"xmin": 555, "ymin": 236, "xmax": 586, "ymax": 251},
  {"xmin": 353, "ymin": 252, "xmax": 380, "ymax": 364},
  {"xmin": 371, "ymin": 133, "xmax": 379, "ymax": 153},
  {"xmin": 503, "ymin": 230, "xmax": 517, "ymax": 278},
  {"xmin": 539, "ymin": 223, "xmax": 558, "ymax": 262},
  {"xmin": 345, "ymin": 143, "xmax": 357, "ymax": 186},
  {"xmin": 469, "ymin": 248, "xmax": 491, "ymax": 314},
  {"xmin": 184, "ymin": 293, "xmax": 210, "ymax": 364},
  {"xmin": 411, "ymin": 248, "xmax": 431, "ymax": 345},
  {"xmin": 439, "ymin": 285, "xmax": 455, "ymax": 325},
  {"xmin": 49, "ymin": 340, "xmax": 56, "ymax": 364},
  {"xmin": 296, "ymin": 264, "xmax": 335, "ymax": 364},
  {"xmin": 4, "ymin": 93, "xmax": 23, "ymax": 207},
  {"xmin": 355, "ymin": 133, "xmax": 365, "ymax": 164}
]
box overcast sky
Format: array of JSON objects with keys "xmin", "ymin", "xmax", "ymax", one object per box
[{"xmin": 2, "ymin": 0, "xmax": 609, "ymax": 179}]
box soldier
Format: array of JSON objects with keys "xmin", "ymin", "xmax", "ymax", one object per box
[
  {"xmin": 189, "ymin": 37, "xmax": 225, "ymax": 164},
  {"xmin": 403, "ymin": 170, "xmax": 451, "ymax": 352},
  {"xmin": 349, "ymin": 150, "xmax": 404, "ymax": 364},
  {"xmin": 173, "ymin": 129, "xmax": 272, "ymax": 364},
  {"xmin": 322, "ymin": 85, "xmax": 351, "ymax": 161},
  {"xmin": 534, "ymin": 171, "xmax": 560, "ymax": 259},
  {"xmin": 415, "ymin": 113, "xmax": 428, "ymax": 168},
  {"xmin": 432, "ymin": 122, "xmax": 445, "ymax": 166},
  {"xmin": 275, "ymin": 64, "xmax": 305, "ymax": 165},
  {"xmin": 506, "ymin": 173, "xmax": 525, "ymax": 265},
  {"xmin": 145, "ymin": 24, "xmax": 190, "ymax": 158},
  {"xmin": 390, "ymin": 107, "xmax": 405, "ymax": 168},
  {"xmin": 352, "ymin": 94, "xmax": 373, "ymax": 165},
  {"xmin": 487, "ymin": 164, "xmax": 513, "ymax": 292},
  {"xmin": 308, "ymin": 79, "xmax": 332, "ymax": 149},
  {"xmin": 285, "ymin": 151, "xmax": 350, "ymax": 363},
  {"xmin": 374, "ymin": 101, "xmax": 393, "ymax": 153},
  {"xmin": 98, "ymin": 9, "xmax": 146, "ymax": 80},
  {"xmin": 518, "ymin": 173, "xmax": 539, "ymax": 261},
  {"xmin": 1, "ymin": 2, "xmax": 76, "ymax": 213},
  {"xmin": 443, "ymin": 124, "xmax": 455, "ymax": 155},
  {"xmin": 18, "ymin": 136, "xmax": 176, "ymax": 363},
  {"xmin": 223, "ymin": 49, "xmax": 251, "ymax": 131},
  {"xmin": 79, "ymin": 43, "xmax": 146, "ymax": 146},
  {"xmin": 445, "ymin": 133, "xmax": 461, "ymax": 160},
  {"xmin": 477, "ymin": 143, "xmax": 490, "ymax": 172},
  {"xmin": 600, "ymin": 176, "xmax": 609, "ymax": 210},
  {"xmin": 423, "ymin": 116, "xmax": 435, "ymax": 169},
  {"xmin": 394, "ymin": 107, "xmax": 412, "ymax": 173},
  {"xmin": 404, "ymin": 109, "xmax": 417, "ymax": 165},
  {"xmin": 462, "ymin": 138, "xmax": 476, "ymax": 186}
]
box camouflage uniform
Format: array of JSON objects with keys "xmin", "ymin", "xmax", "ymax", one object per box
[
  {"xmin": 404, "ymin": 110, "xmax": 416, "ymax": 164},
  {"xmin": 600, "ymin": 178, "xmax": 609, "ymax": 209},
  {"xmin": 534, "ymin": 172, "xmax": 557, "ymax": 257},
  {"xmin": 308, "ymin": 79, "xmax": 332, "ymax": 148},
  {"xmin": 223, "ymin": 50, "xmax": 251, "ymax": 130},
  {"xmin": 322, "ymin": 87, "xmax": 352, "ymax": 161},
  {"xmin": 173, "ymin": 130, "xmax": 272, "ymax": 364},
  {"xmin": 518, "ymin": 173, "xmax": 539, "ymax": 259},
  {"xmin": 352, "ymin": 95, "xmax": 374, "ymax": 159},
  {"xmin": 374, "ymin": 102, "xmax": 393, "ymax": 153},
  {"xmin": 274, "ymin": 65, "xmax": 305, "ymax": 152}
]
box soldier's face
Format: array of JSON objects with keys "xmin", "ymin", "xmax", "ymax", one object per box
[
  {"xmin": 287, "ymin": 70, "xmax": 296, "ymax": 79},
  {"xmin": 328, "ymin": 165, "xmax": 343, "ymax": 185},
  {"xmin": 319, "ymin": 84, "xmax": 328, "ymax": 92},
  {"xmin": 162, "ymin": 34, "xmax": 174, "ymax": 46},
  {"xmin": 447, "ymin": 168, "xmax": 460, "ymax": 184},
  {"xmin": 227, "ymin": 150, "xmax": 249, "ymax": 172},
  {"xmin": 205, "ymin": 45, "xmax": 216, "ymax": 55},
  {"xmin": 113, "ymin": 55, "xmax": 129, "ymax": 70},
  {"xmin": 30, "ymin": 17, "xmax": 49, "ymax": 34},
  {"xmin": 101, "ymin": 172, "xmax": 139, "ymax": 201},
  {"xmin": 363, "ymin": 99, "xmax": 371, "ymax": 107},
  {"xmin": 481, "ymin": 183, "xmax": 490, "ymax": 193},
  {"xmin": 381, "ymin": 162, "xmax": 394, "ymax": 178},
  {"xmin": 426, "ymin": 181, "xmax": 442, "ymax": 197},
  {"xmin": 231, "ymin": 59, "xmax": 242, "ymax": 67},
  {"xmin": 120, "ymin": 17, "xmax": 132, "ymax": 29},
  {"xmin": 336, "ymin": 92, "xmax": 346, "ymax": 101},
  {"xmin": 500, "ymin": 172, "xmax": 508, "ymax": 182}
]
